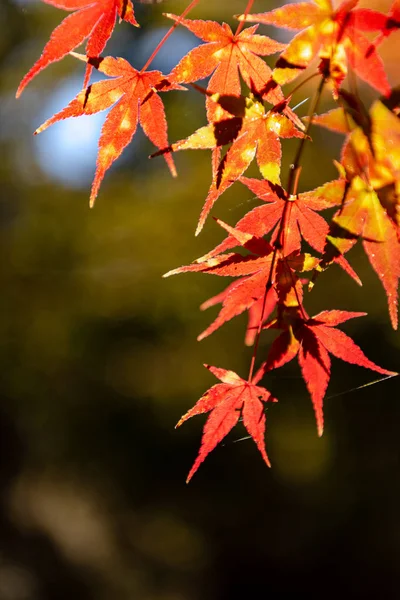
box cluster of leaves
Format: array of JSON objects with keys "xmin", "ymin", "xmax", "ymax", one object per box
[{"xmin": 17, "ymin": 0, "xmax": 400, "ymax": 481}]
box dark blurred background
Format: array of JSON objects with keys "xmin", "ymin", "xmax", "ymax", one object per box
[{"xmin": 1, "ymin": 1, "xmax": 400, "ymax": 598}]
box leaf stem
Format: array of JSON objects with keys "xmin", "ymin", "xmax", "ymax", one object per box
[
  {"xmin": 287, "ymin": 74, "xmax": 326, "ymax": 196},
  {"xmin": 289, "ymin": 71, "xmax": 320, "ymax": 99},
  {"xmin": 235, "ymin": 0, "xmax": 255, "ymax": 36},
  {"xmin": 140, "ymin": 0, "xmax": 200, "ymax": 73},
  {"xmin": 247, "ymin": 278, "xmax": 275, "ymax": 383},
  {"xmin": 248, "ymin": 76, "xmax": 326, "ymax": 382}
]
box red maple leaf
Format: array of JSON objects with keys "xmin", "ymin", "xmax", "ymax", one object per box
[
  {"xmin": 195, "ymin": 175, "xmax": 360, "ymax": 286},
  {"xmin": 34, "ymin": 54, "xmax": 179, "ymax": 206},
  {"xmin": 164, "ymin": 220, "xmax": 278, "ymax": 340},
  {"xmin": 200, "ymin": 285, "xmax": 278, "ymax": 347},
  {"xmin": 177, "ymin": 364, "xmax": 277, "ymax": 482},
  {"xmin": 164, "ymin": 219, "xmax": 319, "ymax": 340},
  {"xmin": 226, "ymin": 176, "xmax": 345, "ymax": 256},
  {"xmin": 238, "ymin": 0, "xmax": 391, "ymax": 96},
  {"xmin": 257, "ymin": 309, "xmax": 396, "ymax": 436},
  {"xmin": 16, "ymin": 0, "xmax": 139, "ymax": 97}
]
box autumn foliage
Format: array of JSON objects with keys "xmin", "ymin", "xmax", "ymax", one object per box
[{"xmin": 17, "ymin": 0, "xmax": 400, "ymax": 482}]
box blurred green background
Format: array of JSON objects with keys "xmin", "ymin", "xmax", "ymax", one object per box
[{"xmin": 1, "ymin": 1, "xmax": 400, "ymax": 598}]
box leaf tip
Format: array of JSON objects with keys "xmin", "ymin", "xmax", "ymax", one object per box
[
  {"xmin": 162, "ymin": 267, "xmax": 178, "ymax": 278},
  {"xmin": 89, "ymin": 191, "xmax": 98, "ymax": 208},
  {"xmin": 186, "ymin": 463, "xmax": 198, "ymax": 484},
  {"xmin": 34, "ymin": 123, "xmax": 46, "ymax": 136}
]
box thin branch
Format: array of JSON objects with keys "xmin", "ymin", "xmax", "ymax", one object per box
[{"xmin": 141, "ymin": 0, "xmax": 200, "ymax": 73}]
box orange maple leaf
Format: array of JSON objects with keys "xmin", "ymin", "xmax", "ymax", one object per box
[
  {"xmin": 34, "ymin": 54, "xmax": 180, "ymax": 206},
  {"xmin": 238, "ymin": 0, "xmax": 391, "ymax": 96},
  {"xmin": 313, "ymin": 100, "xmax": 400, "ymax": 328},
  {"xmin": 166, "ymin": 14, "xmax": 286, "ymax": 121},
  {"xmin": 158, "ymin": 93, "xmax": 305, "ymax": 234}
]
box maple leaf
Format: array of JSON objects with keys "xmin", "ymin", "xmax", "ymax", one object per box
[
  {"xmin": 200, "ymin": 285, "xmax": 278, "ymax": 347},
  {"xmin": 237, "ymin": 0, "xmax": 391, "ymax": 96},
  {"xmin": 34, "ymin": 54, "xmax": 179, "ymax": 206},
  {"xmin": 177, "ymin": 364, "xmax": 277, "ymax": 482},
  {"xmin": 257, "ymin": 309, "xmax": 397, "ymax": 436},
  {"xmin": 234, "ymin": 176, "xmax": 346, "ymax": 255},
  {"xmin": 16, "ymin": 0, "xmax": 139, "ymax": 97},
  {"xmin": 194, "ymin": 175, "xmax": 360, "ymax": 285},
  {"xmin": 164, "ymin": 219, "xmax": 320, "ymax": 340},
  {"xmin": 158, "ymin": 94, "xmax": 305, "ymax": 234},
  {"xmin": 333, "ymin": 177, "xmax": 400, "ymax": 330},
  {"xmin": 369, "ymin": 101, "xmax": 400, "ymax": 198},
  {"xmin": 164, "ymin": 221, "xmax": 277, "ymax": 340},
  {"xmin": 313, "ymin": 100, "xmax": 400, "ymax": 328},
  {"xmin": 166, "ymin": 14, "xmax": 287, "ymax": 121}
]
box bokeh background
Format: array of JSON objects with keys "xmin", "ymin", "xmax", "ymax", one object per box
[{"xmin": 1, "ymin": 1, "xmax": 400, "ymax": 598}]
